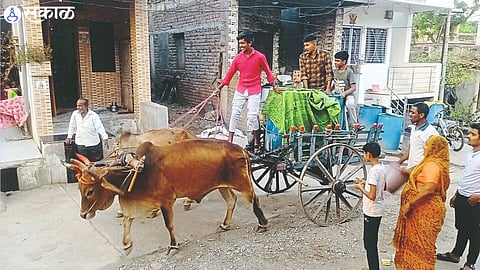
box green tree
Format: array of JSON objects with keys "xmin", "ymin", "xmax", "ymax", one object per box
[
  {"xmin": 412, "ymin": 0, "xmax": 480, "ymax": 44},
  {"xmin": 413, "ymin": 48, "xmax": 476, "ymax": 88}
]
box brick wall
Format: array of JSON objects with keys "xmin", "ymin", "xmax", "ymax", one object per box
[
  {"xmin": 77, "ymin": 25, "xmax": 122, "ymax": 111},
  {"xmin": 20, "ymin": 0, "xmax": 54, "ymax": 141},
  {"xmin": 130, "ymin": 0, "xmax": 152, "ymax": 119},
  {"xmin": 75, "ymin": 2, "xmax": 130, "ymax": 111},
  {"xmin": 149, "ymin": 0, "xmax": 227, "ymax": 107},
  {"xmin": 149, "ymin": 0, "xmax": 284, "ymax": 131},
  {"xmin": 304, "ymin": 14, "xmax": 337, "ymax": 55}
]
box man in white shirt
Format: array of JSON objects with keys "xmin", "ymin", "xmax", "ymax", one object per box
[
  {"xmin": 437, "ymin": 123, "xmax": 480, "ymax": 270},
  {"xmin": 65, "ymin": 98, "xmax": 109, "ymax": 162},
  {"xmin": 398, "ymin": 102, "xmax": 438, "ymax": 173}
]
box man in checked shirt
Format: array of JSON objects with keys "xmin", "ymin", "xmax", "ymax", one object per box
[{"xmin": 299, "ymin": 34, "xmax": 334, "ymax": 94}]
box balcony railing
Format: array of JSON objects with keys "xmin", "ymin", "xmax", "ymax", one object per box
[{"xmin": 386, "ymin": 63, "xmax": 441, "ymax": 96}]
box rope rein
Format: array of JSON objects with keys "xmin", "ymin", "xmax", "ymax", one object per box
[{"xmin": 170, "ymin": 92, "xmax": 224, "ymax": 129}]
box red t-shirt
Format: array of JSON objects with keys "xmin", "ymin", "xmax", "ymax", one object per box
[{"xmin": 222, "ymin": 49, "xmax": 275, "ymax": 95}]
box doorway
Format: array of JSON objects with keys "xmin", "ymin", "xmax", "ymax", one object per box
[
  {"xmin": 44, "ymin": 20, "xmax": 80, "ymax": 115},
  {"xmin": 253, "ymin": 32, "xmax": 274, "ymax": 68}
]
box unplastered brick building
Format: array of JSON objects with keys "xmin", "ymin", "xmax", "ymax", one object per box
[{"xmin": 147, "ymin": 0, "xmax": 367, "ymax": 128}]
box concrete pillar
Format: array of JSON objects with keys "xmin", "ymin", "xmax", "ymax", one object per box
[{"xmin": 130, "ymin": 0, "xmax": 152, "ymax": 120}]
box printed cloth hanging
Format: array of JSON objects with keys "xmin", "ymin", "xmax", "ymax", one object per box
[{"xmin": 0, "ymin": 96, "xmax": 28, "ymax": 129}]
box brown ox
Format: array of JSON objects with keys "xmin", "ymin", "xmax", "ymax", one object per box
[
  {"xmin": 114, "ymin": 128, "xmax": 197, "ymax": 210},
  {"xmin": 114, "ymin": 128, "xmax": 196, "ymax": 151},
  {"xmin": 65, "ymin": 139, "xmax": 268, "ymax": 253}
]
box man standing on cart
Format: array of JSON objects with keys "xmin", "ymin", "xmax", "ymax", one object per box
[
  {"xmin": 215, "ymin": 29, "xmax": 276, "ymax": 154},
  {"xmin": 299, "ymin": 34, "xmax": 334, "ymax": 94}
]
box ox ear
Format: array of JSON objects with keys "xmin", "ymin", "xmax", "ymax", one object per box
[{"xmin": 101, "ymin": 178, "xmax": 125, "ymax": 196}]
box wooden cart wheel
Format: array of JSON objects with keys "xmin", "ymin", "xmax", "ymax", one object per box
[
  {"xmin": 298, "ymin": 143, "xmax": 367, "ymax": 226},
  {"xmin": 251, "ymin": 155, "xmax": 299, "ymax": 194}
]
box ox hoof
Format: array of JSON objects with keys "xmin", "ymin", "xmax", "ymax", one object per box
[
  {"xmin": 183, "ymin": 204, "xmax": 191, "ymax": 211},
  {"xmin": 116, "ymin": 210, "xmax": 124, "ymax": 218},
  {"xmin": 123, "ymin": 241, "xmax": 133, "ymax": 250},
  {"xmin": 255, "ymin": 225, "xmax": 267, "ymax": 233},
  {"xmin": 216, "ymin": 224, "xmax": 230, "ymax": 232},
  {"xmin": 167, "ymin": 245, "xmax": 180, "ymax": 256}
]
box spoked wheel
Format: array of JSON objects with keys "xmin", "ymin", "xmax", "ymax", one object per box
[
  {"xmin": 251, "ymin": 155, "xmax": 299, "ymax": 194},
  {"xmin": 448, "ymin": 126, "xmax": 464, "ymax": 152},
  {"xmin": 298, "ymin": 143, "xmax": 367, "ymax": 226}
]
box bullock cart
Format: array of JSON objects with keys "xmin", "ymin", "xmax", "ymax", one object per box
[{"xmin": 250, "ymin": 88, "xmax": 383, "ymax": 226}]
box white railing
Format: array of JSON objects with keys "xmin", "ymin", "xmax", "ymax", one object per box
[{"xmin": 387, "ymin": 63, "xmax": 441, "ymax": 96}]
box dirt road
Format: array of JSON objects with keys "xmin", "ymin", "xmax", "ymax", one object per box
[{"xmin": 103, "ymin": 163, "xmax": 464, "ymax": 270}]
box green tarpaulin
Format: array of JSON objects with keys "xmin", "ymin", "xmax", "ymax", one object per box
[{"xmin": 261, "ymin": 88, "xmax": 341, "ymax": 134}]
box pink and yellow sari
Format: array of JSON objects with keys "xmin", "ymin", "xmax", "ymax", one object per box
[{"xmin": 393, "ymin": 135, "xmax": 451, "ymax": 270}]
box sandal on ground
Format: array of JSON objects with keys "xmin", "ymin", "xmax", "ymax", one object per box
[
  {"xmin": 461, "ymin": 263, "xmax": 476, "ymax": 270},
  {"xmin": 436, "ymin": 252, "xmax": 460, "ymax": 263}
]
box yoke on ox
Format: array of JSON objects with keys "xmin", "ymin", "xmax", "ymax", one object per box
[{"xmin": 65, "ymin": 139, "xmax": 268, "ymax": 253}]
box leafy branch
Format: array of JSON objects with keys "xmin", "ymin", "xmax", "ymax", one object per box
[{"xmin": 14, "ymin": 45, "xmax": 53, "ymax": 66}]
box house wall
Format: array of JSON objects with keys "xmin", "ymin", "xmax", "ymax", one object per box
[
  {"xmin": 77, "ymin": 25, "xmax": 122, "ymax": 111},
  {"xmin": 390, "ymin": 9, "xmax": 413, "ymax": 64},
  {"xmin": 6, "ymin": 0, "xmax": 54, "ymax": 144},
  {"xmin": 342, "ymin": 6, "xmax": 395, "ymax": 104},
  {"xmin": 130, "ymin": 0, "xmax": 152, "ymax": 120},
  {"xmin": 149, "ymin": 0, "xmax": 283, "ymax": 131},
  {"xmin": 5, "ymin": 0, "xmax": 150, "ymax": 144},
  {"xmin": 74, "ymin": 2, "xmax": 130, "ymax": 111},
  {"xmin": 304, "ymin": 12, "xmax": 337, "ymax": 54},
  {"xmin": 149, "ymin": 0, "xmax": 227, "ymax": 108}
]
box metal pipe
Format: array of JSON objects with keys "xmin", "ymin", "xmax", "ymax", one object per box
[{"xmin": 439, "ymin": 9, "xmax": 452, "ymax": 101}]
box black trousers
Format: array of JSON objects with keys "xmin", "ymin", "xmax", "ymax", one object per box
[
  {"xmin": 452, "ymin": 193, "xmax": 480, "ymax": 265},
  {"xmin": 364, "ymin": 214, "xmax": 382, "ymax": 270},
  {"xmin": 76, "ymin": 142, "xmax": 103, "ymax": 162}
]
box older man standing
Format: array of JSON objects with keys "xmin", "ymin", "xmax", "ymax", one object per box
[
  {"xmin": 437, "ymin": 123, "xmax": 480, "ymax": 270},
  {"xmin": 65, "ymin": 98, "xmax": 109, "ymax": 162},
  {"xmin": 299, "ymin": 34, "xmax": 334, "ymax": 93}
]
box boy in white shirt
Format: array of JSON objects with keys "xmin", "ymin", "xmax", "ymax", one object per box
[{"xmin": 355, "ymin": 142, "xmax": 386, "ymax": 270}]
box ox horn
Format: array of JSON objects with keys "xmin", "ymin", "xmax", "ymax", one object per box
[
  {"xmin": 76, "ymin": 153, "xmax": 91, "ymax": 165},
  {"xmin": 62, "ymin": 161, "xmax": 81, "ymax": 172},
  {"xmin": 70, "ymin": 158, "xmax": 87, "ymax": 169}
]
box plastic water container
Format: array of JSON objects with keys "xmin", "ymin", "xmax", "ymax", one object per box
[
  {"xmin": 378, "ymin": 113, "xmax": 404, "ymax": 151},
  {"xmin": 427, "ymin": 103, "xmax": 445, "ymax": 124},
  {"xmin": 265, "ymin": 119, "xmax": 282, "ymax": 151},
  {"xmin": 359, "ymin": 105, "xmax": 383, "ymax": 130}
]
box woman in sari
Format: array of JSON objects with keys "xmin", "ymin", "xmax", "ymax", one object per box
[{"xmin": 393, "ymin": 135, "xmax": 451, "ymax": 269}]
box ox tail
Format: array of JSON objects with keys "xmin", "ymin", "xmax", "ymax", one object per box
[{"xmin": 253, "ymin": 194, "xmax": 268, "ymax": 228}]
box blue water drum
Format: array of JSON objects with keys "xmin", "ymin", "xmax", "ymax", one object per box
[
  {"xmin": 329, "ymin": 94, "xmax": 345, "ymax": 129},
  {"xmin": 427, "ymin": 103, "xmax": 445, "ymax": 124},
  {"xmin": 378, "ymin": 113, "xmax": 403, "ymax": 151},
  {"xmin": 359, "ymin": 105, "xmax": 383, "ymax": 130},
  {"xmin": 265, "ymin": 119, "xmax": 283, "ymax": 151}
]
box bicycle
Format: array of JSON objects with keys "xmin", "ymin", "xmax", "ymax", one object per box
[
  {"xmin": 158, "ymin": 72, "xmax": 181, "ymax": 104},
  {"xmin": 431, "ymin": 109, "xmax": 464, "ymax": 151}
]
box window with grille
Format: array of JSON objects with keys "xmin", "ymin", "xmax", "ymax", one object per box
[
  {"xmin": 365, "ymin": 28, "xmax": 387, "ymax": 64},
  {"xmin": 341, "ymin": 26, "xmax": 361, "ymax": 64}
]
